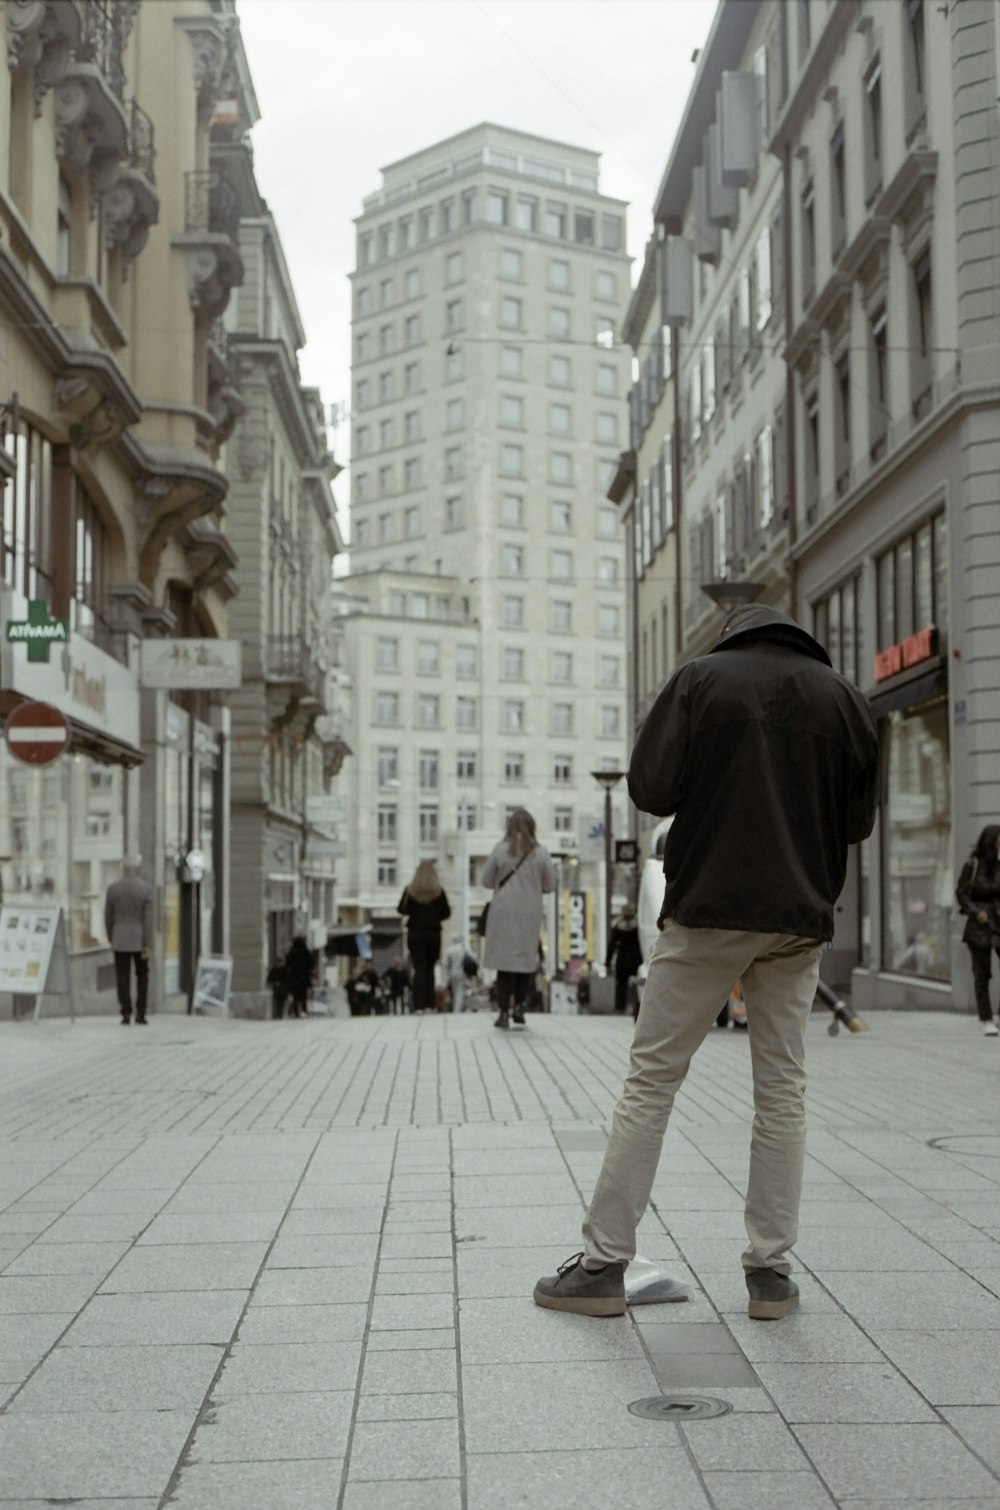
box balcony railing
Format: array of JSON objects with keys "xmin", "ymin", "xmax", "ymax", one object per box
[
  {"xmin": 184, "ymin": 171, "xmax": 241, "ymax": 249},
  {"xmin": 75, "ymin": 0, "xmax": 129, "ymax": 104},
  {"xmin": 127, "ymin": 99, "xmax": 155, "ymax": 183},
  {"xmin": 267, "ymin": 636, "xmax": 324, "ymax": 695}
]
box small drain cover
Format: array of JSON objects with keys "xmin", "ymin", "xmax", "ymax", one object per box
[{"xmin": 628, "ymin": 1394, "xmax": 733, "ymax": 1422}]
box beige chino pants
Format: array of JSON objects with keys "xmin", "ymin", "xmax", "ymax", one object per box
[{"xmin": 582, "ymin": 919, "xmax": 823, "ymax": 1275}]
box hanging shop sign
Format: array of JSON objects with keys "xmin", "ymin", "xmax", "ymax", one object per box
[
  {"xmin": 140, "ymin": 638, "xmax": 242, "ymax": 690},
  {"xmin": 5, "ymin": 701, "xmax": 70, "ymax": 766},
  {"xmin": 873, "ymin": 625, "xmax": 938, "ymax": 683}
]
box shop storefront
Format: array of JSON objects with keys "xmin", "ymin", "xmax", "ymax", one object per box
[{"xmin": 0, "ymin": 589, "xmax": 143, "ymax": 1014}]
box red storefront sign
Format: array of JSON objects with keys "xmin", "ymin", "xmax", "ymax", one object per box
[{"xmin": 873, "ymin": 625, "xmax": 937, "ymax": 683}]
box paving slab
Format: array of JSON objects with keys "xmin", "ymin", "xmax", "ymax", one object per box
[
  {"xmin": 794, "ymin": 1422, "xmax": 1000, "ymax": 1501},
  {"xmin": 187, "ymin": 1389, "xmax": 354, "ymax": 1461},
  {"xmin": 466, "ymin": 1445, "xmax": 711, "ymax": 1509},
  {"xmin": 701, "ymin": 1470, "xmax": 836, "ymax": 1509},
  {"xmin": 0, "ymin": 1409, "xmax": 192, "ymax": 1499},
  {"xmin": 166, "ymin": 1457, "xmax": 344, "ymax": 1510},
  {"xmin": 213, "ymin": 1340, "xmax": 362, "ymax": 1395}
]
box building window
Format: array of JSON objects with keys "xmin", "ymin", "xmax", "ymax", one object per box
[
  {"xmin": 380, "ymin": 278, "xmax": 393, "ymax": 307},
  {"xmin": 549, "ymin": 355, "xmax": 571, "ymax": 387},
  {"xmin": 445, "ymin": 446, "xmax": 463, "ymax": 479},
  {"xmin": 596, "ymin": 411, "xmax": 618, "ymax": 445},
  {"xmin": 516, "ymin": 198, "xmax": 537, "ymax": 231},
  {"xmin": 377, "ymin": 859, "xmax": 397, "ymax": 887},
  {"xmin": 812, "ymin": 573, "xmax": 861, "ymax": 684},
  {"xmin": 404, "ymin": 267, "xmax": 420, "ymax": 298},
  {"xmin": 601, "ymin": 214, "xmax": 623, "ymax": 251},
  {"xmin": 553, "ymin": 806, "xmax": 574, "ymax": 833},
  {"xmin": 418, "ymin": 749, "xmax": 440, "ymax": 790},
  {"xmin": 500, "ymin": 444, "xmax": 524, "ymax": 477},
  {"xmin": 417, "ymin": 694, "xmax": 440, "ymax": 727},
  {"xmin": 416, "ymin": 641, "xmax": 440, "ymax": 675},
  {"xmin": 574, "ymin": 210, "xmax": 594, "ymax": 245},
  {"xmin": 543, "ymin": 204, "xmax": 566, "ymax": 237},
  {"xmin": 834, "ymin": 351, "xmax": 851, "ymax": 495},
  {"xmin": 356, "ymin": 286, "xmax": 371, "ymax": 315},
  {"xmin": 377, "ymin": 804, "xmax": 398, "ymax": 843},
  {"xmin": 550, "ymin": 549, "xmax": 573, "ymax": 580},
  {"xmin": 404, "ymin": 314, "xmax": 420, "ymax": 345},
  {"xmin": 598, "ymin": 656, "xmax": 619, "ymax": 688},
  {"xmin": 755, "ymin": 226, "xmax": 772, "ymax": 330},
  {"xmin": 456, "ymin": 644, "xmax": 477, "ymax": 677},
  {"xmin": 549, "ymin": 501, "xmax": 572, "ymax": 534},
  {"xmin": 456, "ymin": 696, "xmax": 477, "ymax": 729},
  {"xmin": 457, "ymin": 751, "xmax": 476, "ymax": 780},
  {"xmin": 904, "ymin": 0, "xmax": 927, "ymax": 142},
  {"xmin": 503, "ymin": 646, "xmax": 524, "ymax": 680},
  {"xmin": 595, "ymin": 269, "xmax": 616, "ymax": 300},
  {"xmin": 500, "ymin": 247, "xmax": 522, "ymax": 279},
  {"xmin": 595, "ymin": 317, "xmax": 615, "ymax": 349},
  {"xmin": 550, "ymin": 600, "xmax": 572, "ymax": 632},
  {"xmin": 551, "ymin": 651, "xmax": 573, "ymax": 684},
  {"xmin": 550, "ymin": 703, "xmax": 573, "ymax": 735},
  {"xmin": 502, "ymin": 544, "xmax": 524, "ymax": 577},
  {"xmin": 72, "ymin": 482, "xmax": 109, "ymax": 647},
  {"xmin": 445, "ymin": 496, "xmax": 463, "ymax": 530},
  {"xmin": 486, "ymin": 190, "xmax": 508, "ymax": 224},
  {"xmin": 501, "ymin": 596, "xmax": 525, "ymax": 628},
  {"xmin": 375, "ymin": 691, "xmax": 399, "ymax": 724},
  {"xmin": 910, "ymin": 249, "xmax": 933, "ymax": 420},
  {"xmin": 445, "ymin": 251, "xmax": 462, "ymax": 284},
  {"xmin": 803, "ymin": 387, "xmax": 820, "ymax": 519},
  {"xmin": 882, "ymin": 697, "xmax": 951, "ymax": 979},
  {"xmin": 412, "ymin": 594, "xmax": 429, "ymax": 619},
  {"xmin": 553, "ymin": 755, "xmax": 572, "ymax": 784},
  {"xmin": 863, "ymin": 59, "xmax": 883, "ymax": 206},
  {"xmin": 597, "ymin": 556, "xmax": 619, "ymax": 585},
  {"xmin": 500, "ymin": 296, "xmax": 523, "ymax": 330},
  {"xmin": 501, "ymin": 394, "xmax": 524, "ymax": 428},
  {"xmin": 499, "ymin": 493, "xmax": 524, "ymax": 527},
  {"xmin": 801, "ymin": 181, "xmax": 816, "ymax": 307},
  {"xmin": 596, "ymin": 362, "xmax": 617, "ymax": 396},
  {"xmin": 757, "ymin": 425, "xmax": 775, "ymax": 529},
  {"xmin": 597, "ymin": 506, "xmax": 618, "ymax": 540},
  {"xmin": 404, "ymin": 464, "xmax": 421, "ymax": 496},
  {"xmin": 379, "ymin": 324, "xmax": 394, "ymax": 355},
  {"xmin": 549, "ymin": 452, "xmax": 572, "ymax": 485},
  {"xmin": 549, "ymin": 306, "xmax": 570, "ymax": 339},
  {"xmin": 419, "ymin": 806, "xmax": 439, "ymax": 845},
  {"xmin": 830, "ymin": 122, "xmax": 846, "ymax": 258},
  {"xmin": 356, "ymin": 379, "xmax": 370, "ymax": 410},
  {"xmin": 404, "ymin": 362, "xmax": 420, "ymax": 394},
  {"xmin": 598, "ymin": 604, "xmax": 620, "ymax": 637},
  {"xmin": 446, "ymin": 299, "xmax": 463, "ymax": 333},
  {"xmin": 462, "ymin": 188, "xmax": 477, "ymax": 224},
  {"xmin": 505, "ymin": 753, "xmax": 525, "ymax": 783},
  {"xmin": 404, "ymin": 410, "xmax": 420, "ymax": 443},
  {"xmin": 445, "ymin": 398, "xmax": 463, "ymax": 432},
  {"xmin": 600, "ymin": 706, "xmax": 621, "ymax": 737},
  {"xmin": 377, "ymin": 747, "xmax": 399, "ymax": 786},
  {"xmin": 549, "ymin": 403, "xmax": 571, "ymax": 435},
  {"xmin": 549, "ymin": 258, "xmax": 570, "ymax": 291},
  {"xmin": 500, "ymin": 346, "xmax": 524, "ymax": 379},
  {"xmin": 503, "ymin": 700, "xmax": 525, "ymax": 732},
  {"xmin": 868, "ymin": 304, "xmax": 889, "ymax": 458},
  {"xmin": 376, "ymin": 636, "xmax": 399, "ymax": 672}
]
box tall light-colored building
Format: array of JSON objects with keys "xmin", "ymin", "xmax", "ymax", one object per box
[
  {"xmin": 614, "ymin": 0, "xmax": 1000, "ymax": 1014},
  {"xmin": 340, "ymin": 124, "xmax": 633, "ymax": 955}
]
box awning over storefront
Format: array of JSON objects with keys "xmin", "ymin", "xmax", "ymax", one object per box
[{"xmin": 867, "ymin": 660, "xmax": 948, "ymax": 719}]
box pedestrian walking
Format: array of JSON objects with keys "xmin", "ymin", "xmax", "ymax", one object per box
[
  {"xmin": 534, "ymin": 605, "xmax": 878, "ymax": 1321},
  {"xmin": 266, "ymin": 957, "xmax": 290, "ymax": 1019},
  {"xmin": 442, "ymin": 933, "xmax": 470, "ymax": 1012},
  {"xmin": 104, "ymin": 855, "xmax": 155, "ymax": 1025},
  {"xmin": 956, "ymin": 824, "xmax": 1000, "ymax": 1036},
  {"xmin": 482, "ymin": 807, "xmax": 556, "ymax": 1030},
  {"xmin": 382, "ymin": 957, "xmax": 410, "ymax": 1015},
  {"xmin": 398, "ymin": 862, "xmax": 451, "ymax": 1013},
  {"xmin": 284, "ymin": 935, "xmax": 314, "ymax": 1019},
  {"xmin": 605, "ymin": 903, "xmax": 643, "ymax": 1015}
]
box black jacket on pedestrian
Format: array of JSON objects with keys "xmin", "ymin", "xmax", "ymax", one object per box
[
  {"xmin": 628, "ymin": 607, "xmax": 879, "ymax": 941},
  {"xmin": 956, "ymin": 856, "xmax": 1000, "ymax": 948},
  {"xmin": 397, "ymin": 890, "xmax": 451, "ymax": 949},
  {"xmin": 284, "ymin": 939, "xmax": 314, "ymax": 994},
  {"xmin": 606, "ymin": 921, "xmax": 643, "ymax": 979}
]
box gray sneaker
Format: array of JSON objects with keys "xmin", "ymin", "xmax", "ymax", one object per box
[
  {"xmin": 745, "ymin": 1266, "xmax": 799, "ymax": 1319},
  {"xmin": 533, "ymin": 1252, "xmax": 626, "ymax": 1316}
]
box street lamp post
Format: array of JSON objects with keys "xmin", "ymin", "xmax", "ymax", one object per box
[
  {"xmin": 591, "ymin": 769, "xmax": 625, "ymax": 958},
  {"xmin": 458, "ymin": 799, "xmax": 470, "ymax": 946}
]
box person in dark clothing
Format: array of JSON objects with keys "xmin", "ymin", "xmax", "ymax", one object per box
[
  {"xmin": 535, "ymin": 606, "xmax": 879, "ymax": 1323},
  {"xmin": 398, "ymin": 862, "xmax": 451, "ymax": 1013},
  {"xmin": 956, "ymin": 824, "xmax": 1000, "ymax": 1036},
  {"xmin": 382, "ymin": 958, "xmax": 410, "ymax": 1015},
  {"xmin": 266, "ymin": 958, "xmax": 290, "ymax": 1019},
  {"xmin": 606, "ymin": 904, "xmax": 643, "ymax": 1014},
  {"xmin": 284, "ymin": 936, "xmax": 314, "ymax": 1019}
]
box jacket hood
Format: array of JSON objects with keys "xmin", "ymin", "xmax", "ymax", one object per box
[{"xmin": 710, "ymin": 605, "xmax": 832, "ymax": 667}]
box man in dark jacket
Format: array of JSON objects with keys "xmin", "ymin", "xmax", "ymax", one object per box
[{"xmin": 535, "ymin": 607, "xmax": 878, "ymax": 1321}]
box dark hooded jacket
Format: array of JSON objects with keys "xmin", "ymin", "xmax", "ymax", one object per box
[{"xmin": 628, "ymin": 607, "xmax": 879, "ymax": 940}]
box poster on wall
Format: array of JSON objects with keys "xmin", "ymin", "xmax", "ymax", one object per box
[
  {"xmin": 192, "ymin": 955, "xmax": 233, "ymax": 1015},
  {"xmin": 561, "ymin": 890, "xmax": 594, "ymax": 985}
]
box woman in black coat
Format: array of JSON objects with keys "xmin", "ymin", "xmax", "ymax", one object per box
[
  {"xmin": 605, "ymin": 903, "xmax": 644, "ymax": 1014},
  {"xmin": 398, "ymin": 862, "xmax": 451, "ymax": 1013},
  {"xmin": 284, "ymin": 936, "xmax": 315, "ymax": 1019},
  {"xmin": 956, "ymin": 824, "xmax": 1000, "ymax": 1036}
]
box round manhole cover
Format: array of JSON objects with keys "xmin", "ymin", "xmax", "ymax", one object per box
[{"xmin": 628, "ymin": 1395, "xmax": 733, "ymax": 1421}]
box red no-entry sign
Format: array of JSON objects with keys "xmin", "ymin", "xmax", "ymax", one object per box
[{"xmin": 5, "ymin": 701, "xmax": 71, "ymax": 766}]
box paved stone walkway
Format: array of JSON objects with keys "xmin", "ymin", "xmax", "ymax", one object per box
[{"xmin": 1, "ymin": 1009, "xmax": 999, "ymax": 1508}]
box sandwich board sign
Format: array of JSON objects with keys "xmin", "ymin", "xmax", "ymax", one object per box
[
  {"xmin": 192, "ymin": 955, "xmax": 233, "ymax": 1015},
  {"xmin": 0, "ymin": 906, "xmax": 75, "ymax": 1022}
]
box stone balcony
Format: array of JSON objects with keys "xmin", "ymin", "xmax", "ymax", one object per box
[
  {"xmin": 102, "ymin": 99, "xmax": 159, "ymax": 261},
  {"xmin": 172, "ymin": 169, "xmax": 244, "ymax": 318},
  {"xmin": 54, "ymin": 0, "xmax": 135, "ymax": 182}
]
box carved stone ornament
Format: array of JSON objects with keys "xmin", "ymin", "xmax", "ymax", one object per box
[
  {"xmin": 7, "ymin": 1, "xmax": 80, "ymax": 114},
  {"xmin": 183, "ymin": 23, "xmax": 230, "ymax": 107},
  {"xmin": 102, "ymin": 167, "xmax": 159, "ymax": 260}
]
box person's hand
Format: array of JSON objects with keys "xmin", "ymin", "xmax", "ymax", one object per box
[
  {"xmin": 976, "ymin": 911, "xmax": 988, "ymax": 924},
  {"xmin": 141, "ymin": 946, "xmax": 151, "ymax": 960}
]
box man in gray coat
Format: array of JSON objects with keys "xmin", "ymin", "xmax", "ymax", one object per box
[{"xmin": 105, "ymin": 856, "xmax": 155, "ymax": 1025}]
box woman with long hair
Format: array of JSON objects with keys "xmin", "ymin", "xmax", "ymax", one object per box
[
  {"xmin": 398, "ymin": 861, "xmax": 451, "ymax": 1013},
  {"xmin": 956, "ymin": 823, "xmax": 1000, "ymax": 1036},
  {"xmin": 481, "ymin": 807, "xmax": 556, "ymax": 1029}
]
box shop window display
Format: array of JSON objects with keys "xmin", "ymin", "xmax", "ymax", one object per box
[{"xmin": 881, "ymin": 697, "xmax": 951, "ymax": 980}]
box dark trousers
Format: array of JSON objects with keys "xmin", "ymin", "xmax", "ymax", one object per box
[
  {"xmin": 409, "ymin": 940, "xmax": 439, "ymax": 1012},
  {"xmin": 271, "ymin": 990, "xmax": 287, "ymax": 1020},
  {"xmin": 614, "ymin": 970, "xmax": 631, "ymax": 1013},
  {"xmin": 969, "ymin": 945, "xmax": 1000, "ymax": 1021},
  {"xmin": 496, "ymin": 970, "xmax": 530, "ymax": 1014},
  {"xmin": 114, "ymin": 951, "xmax": 148, "ymax": 1021}
]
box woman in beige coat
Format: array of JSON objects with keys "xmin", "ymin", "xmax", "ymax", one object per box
[{"xmin": 482, "ymin": 808, "xmax": 556, "ymax": 1029}]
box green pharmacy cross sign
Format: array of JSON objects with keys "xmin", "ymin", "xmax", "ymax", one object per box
[{"xmin": 5, "ymin": 600, "xmax": 70, "ymax": 663}]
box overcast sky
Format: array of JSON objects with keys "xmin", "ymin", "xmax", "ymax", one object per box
[{"xmin": 238, "ymin": 0, "xmax": 717, "ymax": 460}]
